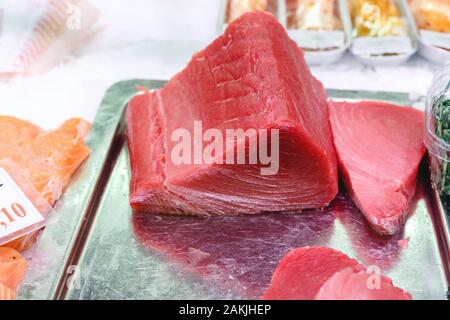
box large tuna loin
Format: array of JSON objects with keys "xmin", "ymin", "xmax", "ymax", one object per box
[
  {"xmin": 328, "ymin": 101, "xmax": 425, "ymax": 235},
  {"xmin": 126, "ymin": 11, "xmax": 338, "ymax": 215}
]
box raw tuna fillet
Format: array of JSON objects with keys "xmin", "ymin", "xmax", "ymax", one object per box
[
  {"xmin": 315, "ymin": 267, "xmax": 412, "ymax": 300},
  {"xmin": 227, "ymin": 0, "xmax": 275, "ymax": 22},
  {"xmin": 261, "ymin": 247, "xmax": 364, "ymax": 299},
  {"xmin": 0, "ymin": 117, "xmax": 91, "ymax": 250},
  {"xmin": 262, "ymin": 246, "xmax": 411, "ymax": 300},
  {"xmin": 328, "ymin": 101, "xmax": 425, "ymax": 235},
  {"xmin": 126, "ymin": 11, "xmax": 338, "ymax": 215}
]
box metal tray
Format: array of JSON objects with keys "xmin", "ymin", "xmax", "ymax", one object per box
[{"xmin": 19, "ymin": 80, "xmax": 450, "ymax": 300}]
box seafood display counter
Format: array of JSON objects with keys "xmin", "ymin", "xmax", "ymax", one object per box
[
  {"xmin": 18, "ymin": 80, "xmax": 450, "ymax": 300},
  {"xmin": 1, "ymin": 1, "xmax": 450, "ymax": 302}
]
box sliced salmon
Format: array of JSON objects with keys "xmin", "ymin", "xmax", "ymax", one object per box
[
  {"xmin": 0, "ymin": 116, "xmax": 41, "ymax": 158},
  {"xmin": 0, "ymin": 283, "xmax": 16, "ymax": 300},
  {"xmin": 0, "ymin": 248, "xmax": 28, "ymax": 289},
  {"xmin": 19, "ymin": 118, "xmax": 91, "ymax": 205},
  {"xmin": 0, "ymin": 117, "xmax": 91, "ymax": 251},
  {"xmin": 328, "ymin": 101, "xmax": 425, "ymax": 235},
  {"xmin": 227, "ymin": 0, "xmax": 270, "ymax": 22}
]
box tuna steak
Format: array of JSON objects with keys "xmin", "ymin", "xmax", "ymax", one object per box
[
  {"xmin": 262, "ymin": 246, "xmax": 411, "ymax": 300},
  {"xmin": 328, "ymin": 101, "xmax": 425, "ymax": 235},
  {"xmin": 315, "ymin": 267, "xmax": 412, "ymax": 300},
  {"xmin": 262, "ymin": 247, "xmax": 364, "ymax": 299},
  {"xmin": 126, "ymin": 11, "xmax": 338, "ymax": 215}
]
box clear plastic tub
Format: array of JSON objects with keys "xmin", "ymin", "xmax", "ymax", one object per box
[{"xmin": 425, "ymin": 63, "xmax": 450, "ymax": 198}]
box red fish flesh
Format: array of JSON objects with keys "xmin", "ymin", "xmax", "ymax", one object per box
[
  {"xmin": 315, "ymin": 267, "xmax": 412, "ymax": 300},
  {"xmin": 328, "ymin": 101, "xmax": 425, "ymax": 235},
  {"xmin": 262, "ymin": 246, "xmax": 411, "ymax": 300},
  {"xmin": 262, "ymin": 246, "xmax": 364, "ymax": 299},
  {"xmin": 126, "ymin": 11, "xmax": 338, "ymax": 215}
]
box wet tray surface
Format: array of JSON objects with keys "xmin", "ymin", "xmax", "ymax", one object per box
[{"xmin": 19, "ymin": 80, "xmax": 450, "ymax": 300}]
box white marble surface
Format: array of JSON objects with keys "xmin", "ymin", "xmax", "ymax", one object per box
[{"xmin": 0, "ymin": 0, "xmax": 441, "ymax": 129}]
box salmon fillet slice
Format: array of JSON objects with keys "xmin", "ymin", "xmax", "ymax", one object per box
[
  {"xmin": 0, "ymin": 116, "xmax": 41, "ymax": 158},
  {"xmin": 0, "ymin": 117, "xmax": 91, "ymax": 251},
  {"xmin": 0, "ymin": 247, "xmax": 28, "ymax": 300},
  {"xmin": 0, "ymin": 248, "xmax": 28, "ymax": 289},
  {"xmin": 328, "ymin": 101, "xmax": 425, "ymax": 235}
]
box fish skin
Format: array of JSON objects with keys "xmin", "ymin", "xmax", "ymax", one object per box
[
  {"xmin": 0, "ymin": 117, "xmax": 91, "ymax": 251},
  {"xmin": 0, "ymin": 0, "xmax": 100, "ymax": 77},
  {"xmin": 328, "ymin": 100, "xmax": 425, "ymax": 235},
  {"xmin": 127, "ymin": 11, "xmax": 338, "ymax": 216}
]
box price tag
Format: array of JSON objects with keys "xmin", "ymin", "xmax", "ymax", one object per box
[{"xmin": 0, "ymin": 168, "xmax": 44, "ymax": 239}]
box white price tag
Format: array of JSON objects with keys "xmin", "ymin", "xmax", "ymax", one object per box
[{"xmin": 0, "ymin": 168, "xmax": 44, "ymax": 239}]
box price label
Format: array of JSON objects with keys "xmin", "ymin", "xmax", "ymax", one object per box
[{"xmin": 0, "ymin": 168, "xmax": 44, "ymax": 238}]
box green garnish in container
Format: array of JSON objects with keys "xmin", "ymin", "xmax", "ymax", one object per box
[{"xmin": 425, "ymin": 65, "xmax": 450, "ymax": 204}]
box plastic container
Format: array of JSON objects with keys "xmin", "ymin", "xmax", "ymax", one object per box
[
  {"xmin": 284, "ymin": 0, "xmax": 352, "ymax": 65},
  {"xmin": 349, "ymin": 0, "xmax": 418, "ymax": 65},
  {"xmin": 424, "ymin": 63, "xmax": 450, "ymax": 201},
  {"xmin": 407, "ymin": 0, "xmax": 450, "ymax": 64}
]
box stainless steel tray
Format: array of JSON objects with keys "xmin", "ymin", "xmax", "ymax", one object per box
[{"xmin": 19, "ymin": 80, "xmax": 450, "ymax": 300}]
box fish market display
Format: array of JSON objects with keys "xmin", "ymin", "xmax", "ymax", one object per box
[
  {"xmin": 287, "ymin": 0, "xmax": 342, "ymax": 30},
  {"xmin": 226, "ymin": 0, "xmax": 277, "ymax": 22},
  {"xmin": 0, "ymin": 248, "xmax": 28, "ymax": 300},
  {"xmin": 0, "ymin": 0, "xmax": 99, "ymax": 77},
  {"xmin": 328, "ymin": 101, "xmax": 425, "ymax": 235},
  {"xmin": 0, "ymin": 117, "xmax": 91, "ymax": 250},
  {"xmin": 262, "ymin": 246, "xmax": 412, "ymax": 300},
  {"xmin": 349, "ymin": 0, "xmax": 416, "ymax": 63},
  {"xmin": 126, "ymin": 11, "xmax": 338, "ymax": 216}
]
